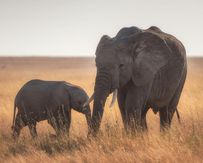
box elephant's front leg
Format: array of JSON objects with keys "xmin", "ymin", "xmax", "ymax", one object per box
[
  {"xmin": 62, "ymin": 108, "xmax": 71, "ymax": 136},
  {"xmin": 47, "ymin": 115, "xmax": 60, "ymax": 136},
  {"xmin": 124, "ymin": 84, "xmax": 148, "ymax": 134},
  {"xmin": 28, "ymin": 122, "xmax": 37, "ymax": 138},
  {"xmin": 56, "ymin": 105, "xmax": 71, "ymax": 136},
  {"xmin": 117, "ymin": 88, "xmax": 127, "ymax": 130}
]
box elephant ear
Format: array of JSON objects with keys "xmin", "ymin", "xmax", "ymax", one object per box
[
  {"xmin": 131, "ymin": 32, "xmax": 171, "ymax": 86},
  {"xmin": 96, "ymin": 35, "xmax": 111, "ymax": 55}
]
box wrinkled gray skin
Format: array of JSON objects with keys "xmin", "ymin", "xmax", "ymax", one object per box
[
  {"xmin": 90, "ymin": 26, "xmax": 187, "ymax": 135},
  {"xmin": 12, "ymin": 79, "xmax": 91, "ymax": 138}
]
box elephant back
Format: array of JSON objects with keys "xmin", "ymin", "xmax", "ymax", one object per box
[{"xmin": 115, "ymin": 26, "xmax": 142, "ymax": 40}]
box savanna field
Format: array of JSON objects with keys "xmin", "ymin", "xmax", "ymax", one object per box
[{"xmin": 0, "ymin": 57, "xmax": 202, "ymax": 163}]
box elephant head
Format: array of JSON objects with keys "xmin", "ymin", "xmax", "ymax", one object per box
[
  {"xmin": 86, "ymin": 26, "xmax": 170, "ymax": 135},
  {"xmin": 88, "ymin": 35, "xmax": 134, "ymax": 134}
]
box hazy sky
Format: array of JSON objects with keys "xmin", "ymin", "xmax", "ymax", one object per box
[{"xmin": 0, "ymin": 0, "xmax": 202, "ymax": 56}]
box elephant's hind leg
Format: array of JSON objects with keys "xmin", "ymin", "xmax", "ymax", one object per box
[
  {"xmin": 159, "ymin": 74, "xmax": 186, "ymax": 131},
  {"xmin": 124, "ymin": 84, "xmax": 149, "ymax": 134},
  {"xmin": 159, "ymin": 106, "xmax": 177, "ymax": 132},
  {"xmin": 12, "ymin": 113, "xmax": 25, "ymax": 139},
  {"xmin": 159, "ymin": 106, "xmax": 170, "ymax": 131}
]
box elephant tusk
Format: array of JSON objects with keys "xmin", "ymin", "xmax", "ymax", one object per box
[
  {"xmin": 109, "ymin": 89, "xmax": 118, "ymax": 108},
  {"xmin": 83, "ymin": 93, "xmax": 94, "ymax": 107}
]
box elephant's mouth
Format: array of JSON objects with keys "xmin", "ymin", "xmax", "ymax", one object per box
[
  {"xmin": 109, "ymin": 87, "xmax": 116, "ymax": 94},
  {"xmin": 110, "ymin": 84, "xmax": 119, "ymax": 93},
  {"xmin": 83, "ymin": 89, "xmax": 118, "ymax": 108}
]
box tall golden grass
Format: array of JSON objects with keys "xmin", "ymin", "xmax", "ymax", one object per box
[{"xmin": 0, "ymin": 57, "xmax": 202, "ymax": 163}]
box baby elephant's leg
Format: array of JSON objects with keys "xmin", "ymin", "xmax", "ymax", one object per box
[
  {"xmin": 47, "ymin": 108, "xmax": 61, "ymax": 135},
  {"xmin": 28, "ymin": 122, "xmax": 37, "ymax": 138},
  {"xmin": 59, "ymin": 105, "xmax": 71, "ymax": 136},
  {"xmin": 12, "ymin": 113, "xmax": 26, "ymax": 139},
  {"xmin": 48, "ymin": 115, "xmax": 60, "ymax": 136}
]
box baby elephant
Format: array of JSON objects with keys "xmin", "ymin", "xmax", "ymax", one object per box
[{"xmin": 12, "ymin": 79, "xmax": 91, "ymax": 138}]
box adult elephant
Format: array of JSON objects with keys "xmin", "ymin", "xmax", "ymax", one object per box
[{"xmin": 85, "ymin": 26, "xmax": 187, "ymax": 135}]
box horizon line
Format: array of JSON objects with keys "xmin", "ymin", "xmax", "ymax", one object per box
[{"xmin": 0, "ymin": 55, "xmax": 202, "ymax": 58}]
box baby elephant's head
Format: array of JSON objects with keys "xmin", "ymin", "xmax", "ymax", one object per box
[{"xmin": 70, "ymin": 87, "xmax": 92, "ymax": 130}]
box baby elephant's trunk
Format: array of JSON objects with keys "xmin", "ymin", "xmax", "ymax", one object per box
[{"xmin": 83, "ymin": 105, "xmax": 92, "ymax": 133}]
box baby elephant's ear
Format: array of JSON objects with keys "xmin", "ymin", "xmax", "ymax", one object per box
[{"xmin": 132, "ymin": 33, "xmax": 169, "ymax": 86}]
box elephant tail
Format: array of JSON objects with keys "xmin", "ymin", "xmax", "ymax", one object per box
[
  {"xmin": 175, "ymin": 108, "xmax": 181, "ymax": 124},
  {"xmin": 11, "ymin": 103, "xmax": 17, "ymax": 129}
]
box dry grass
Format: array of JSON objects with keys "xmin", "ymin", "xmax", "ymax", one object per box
[{"xmin": 0, "ymin": 57, "xmax": 203, "ymax": 163}]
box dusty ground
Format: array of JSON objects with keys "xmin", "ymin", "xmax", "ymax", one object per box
[{"xmin": 0, "ymin": 57, "xmax": 202, "ymax": 163}]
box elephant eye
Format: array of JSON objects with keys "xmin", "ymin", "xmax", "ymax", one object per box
[{"xmin": 119, "ymin": 64, "xmax": 124, "ymax": 69}]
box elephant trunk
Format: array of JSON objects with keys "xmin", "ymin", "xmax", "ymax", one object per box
[{"xmin": 91, "ymin": 70, "xmax": 111, "ymax": 135}]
